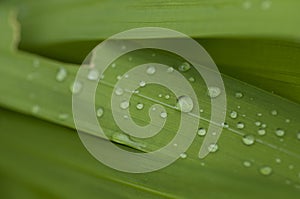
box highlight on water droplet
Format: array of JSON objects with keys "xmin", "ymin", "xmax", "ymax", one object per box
[
  {"xmin": 237, "ymin": 122, "xmax": 245, "ymax": 129},
  {"xmin": 146, "ymin": 66, "xmax": 156, "ymax": 75},
  {"xmin": 120, "ymin": 101, "xmax": 130, "ymax": 110},
  {"xmin": 243, "ymin": 161, "xmax": 252, "ymax": 168},
  {"xmin": 31, "ymin": 105, "xmax": 40, "ymax": 114},
  {"xmin": 160, "ymin": 112, "xmax": 168, "ymax": 119},
  {"xmin": 208, "ymin": 143, "xmax": 218, "ymax": 153},
  {"xmin": 255, "ymin": 121, "xmax": 261, "ymax": 127},
  {"xmin": 96, "ymin": 107, "xmax": 104, "ymax": 118},
  {"xmin": 139, "ymin": 81, "xmax": 146, "ymax": 87},
  {"xmin": 136, "ymin": 103, "xmax": 144, "ymax": 110},
  {"xmin": 188, "ymin": 77, "xmax": 195, "ymax": 82},
  {"xmin": 230, "ymin": 111, "xmax": 238, "ymax": 119},
  {"xmin": 178, "ymin": 62, "xmax": 191, "ymax": 72},
  {"xmin": 176, "ymin": 95, "xmax": 194, "ymax": 113},
  {"xmin": 165, "ymin": 95, "xmax": 170, "ymax": 100},
  {"xmin": 235, "ymin": 92, "xmax": 243, "ymax": 98},
  {"xmin": 56, "ymin": 67, "xmax": 67, "ymax": 82},
  {"xmin": 115, "ymin": 87, "xmax": 124, "ymax": 96},
  {"xmin": 271, "ymin": 110, "xmax": 278, "ymax": 116},
  {"xmin": 257, "ymin": 128, "xmax": 266, "ymax": 136},
  {"xmin": 167, "ymin": 67, "xmax": 174, "ymax": 73},
  {"xmin": 180, "ymin": 153, "xmax": 187, "ymax": 159},
  {"xmin": 70, "ymin": 81, "xmax": 82, "ymax": 94},
  {"xmin": 197, "ymin": 128, "xmax": 207, "ymax": 136},
  {"xmin": 275, "ymin": 128, "xmax": 285, "ymax": 137},
  {"xmin": 87, "ymin": 69, "xmax": 100, "ymax": 81},
  {"xmin": 207, "ymin": 86, "xmax": 221, "ymax": 98},
  {"xmin": 259, "ymin": 166, "xmax": 272, "ymax": 176},
  {"xmin": 242, "ymin": 134, "xmax": 255, "ymax": 146},
  {"xmin": 275, "ymin": 158, "xmax": 281, "ymax": 164},
  {"xmin": 221, "ymin": 122, "xmax": 229, "ymax": 128}
]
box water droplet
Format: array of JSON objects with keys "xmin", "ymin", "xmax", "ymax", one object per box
[
  {"xmin": 285, "ymin": 119, "xmax": 290, "ymax": 123},
  {"xmin": 96, "ymin": 108, "xmax": 104, "ymax": 118},
  {"xmin": 115, "ymin": 87, "xmax": 124, "ymax": 96},
  {"xmin": 200, "ymin": 162, "xmax": 205, "ymax": 166},
  {"xmin": 124, "ymin": 74, "xmax": 129, "ymax": 78},
  {"xmin": 58, "ymin": 113, "xmax": 69, "ymax": 121},
  {"xmin": 31, "ymin": 105, "xmax": 40, "ymax": 114},
  {"xmin": 87, "ymin": 69, "xmax": 99, "ymax": 81},
  {"xmin": 178, "ymin": 62, "xmax": 191, "ymax": 72},
  {"xmin": 208, "ymin": 143, "xmax": 218, "ymax": 153},
  {"xmin": 197, "ymin": 128, "xmax": 207, "ymax": 136},
  {"xmin": 257, "ymin": 128, "xmax": 266, "ymax": 136},
  {"xmin": 288, "ymin": 165, "xmax": 294, "ymax": 170},
  {"xmin": 165, "ymin": 95, "xmax": 170, "ymax": 100},
  {"xmin": 199, "ymin": 109, "xmax": 204, "ymax": 113},
  {"xmin": 275, "ymin": 158, "xmax": 281, "ymax": 164},
  {"xmin": 208, "ymin": 87, "xmax": 221, "ymax": 98},
  {"xmin": 146, "ymin": 66, "xmax": 156, "ymax": 75},
  {"xmin": 261, "ymin": 123, "xmax": 267, "ymax": 128},
  {"xmin": 117, "ymin": 75, "xmax": 122, "ymax": 80},
  {"xmin": 242, "ymin": 135, "xmax": 255, "ymax": 146},
  {"xmin": 257, "ymin": 113, "xmax": 263, "ymax": 117},
  {"xmin": 271, "ymin": 110, "xmax": 278, "ymax": 116},
  {"xmin": 237, "ymin": 122, "xmax": 245, "ymax": 129},
  {"xmin": 222, "ymin": 122, "xmax": 229, "ymax": 128},
  {"xmin": 242, "ymin": 1, "xmax": 252, "ymax": 9},
  {"xmin": 121, "ymin": 45, "xmax": 127, "ymax": 50},
  {"xmin": 255, "ymin": 121, "xmax": 262, "ymax": 127},
  {"xmin": 275, "ymin": 128, "xmax": 285, "ymax": 137},
  {"xmin": 136, "ymin": 103, "xmax": 144, "ymax": 110},
  {"xmin": 261, "ymin": 0, "xmax": 272, "ymax": 10},
  {"xmin": 188, "ymin": 77, "xmax": 195, "ymax": 82},
  {"xmin": 297, "ymin": 132, "xmax": 300, "ymax": 140},
  {"xmin": 33, "ymin": 59, "xmax": 40, "ymax": 68},
  {"xmin": 160, "ymin": 112, "xmax": 168, "ymax": 119},
  {"xmin": 70, "ymin": 81, "xmax": 82, "ymax": 94},
  {"xmin": 259, "ymin": 166, "xmax": 272, "ymax": 176},
  {"xmin": 180, "ymin": 153, "xmax": 187, "ymax": 159},
  {"xmin": 56, "ymin": 67, "xmax": 67, "ymax": 82},
  {"xmin": 139, "ymin": 81, "xmax": 146, "ymax": 87},
  {"xmin": 237, "ymin": 105, "xmax": 241, "ymax": 109},
  {"xmin": 243, "ymin": 161, "xmax": 252, "ymax": 167},
  {"xmin": 111, "ymin": 63, "xmax": 116, "ymax": 68},
  {"xmin": 235, "ymin": 92, "xmax": 243, "ymax": 98},
  {"xmin": 230, "ymin": 111, "xmax": 238, "ymax": 119},
  {"xmin": 128, "ymin": 57, "xmax": 133, "ymax": 61},
  {"xmin": 158, "ymin": 94, "xmax": 163, "ymax": 98},
  {"xmin": 167, "ymin": 67, "xmax": 174, "ymax": 73},
  {"xmin": 176, "ymin": 95, "xmax": 194, "ymax": 113},
  {"xmin": 120, "ymin": 101, "xmax": 130, "ymax": 109}
]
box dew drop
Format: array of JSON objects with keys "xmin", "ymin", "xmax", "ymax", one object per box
[
  {"xmin": 259, "ymin": 166, "xmax": 272, "ymax": 176},
  {"xmin": 255, "ymin": 121, "xmax": 262, "ymax": 127},
  {"xmin": 160, "ymin": 112, "xmax": 168, "ymax": 119},
  {"xmin": 261, "ymin": 0, "xmax": 272, "ymax": 10},
  {"xmin": 111, "ymin": 63, "xmax": 116, "ymax": 68},
  {"xmin": 242, "ymin": 1, "xmax": 252, "ymax": 9},
  {"xmin": 285, "ymin": 119, "xmax": 290, "ymax": 123},
  {"xmin": 208, "ymin": 143, "xmax": 218, "ymax": 153},
  {"xmin": 197, "ymin": 128, "xmax": 207, "ymax": 136},
  {"xmin": 261, "ymin": 123, "xmax": 267, "ymax": 128},
  {"xmin": 70, "ymin": 81, "xmax": 82, "ymax": 94},
  {"xmin": 58, "ymin": 113, "xmax": 69, "ymax": 121},
  {"xmin": 31, "ymin": 105, "xmax": 40, "ymax": 114},
  {"xmin": 188, "ymin": 77, "xmax": 195, "ymax": 82},
  {"xmin": 136, "ymin": 103, "xmax": 144, "ymax": 110},
  {"xmin": 167, "ymin": 67, "xmax": 174, "ymax": 73},
  {"xmin": 178, "ymin": 62, "xmax": 191, "ymax": 72},
  {"xmin": 146, "ymin": 66, "xmax": 156, "ymax": 75},
  {"xmin": 96, "ymin": 108, "xmax": 104, "ymax": 118},
  {"xmin": 275, "ymin": 128, "xmax": 285, "ymax": 137},
  {"xmin": 56, "ymin": 67, "xmax": 67, "ymax": 82},
  {"xmin": 115, "ymin": 87, "xmax": 124, "ymax": 96},
  {"xmin": 180, "ymin": 153, "xmax": 187, "ymax": 159},
  {"xmin": 176, "ymin": 95, "xmax": 194, "ymax": 113},
  {"xmin": 271, "ymin": 110, "xmax": 278, "ymax": 116},
  {"xmin": 237, "ymin": 122, "xmax": 245, "ymax": 129},
  {"xmin": 158, "ymin": 94, "xmax": 163, "ymax": 98},
  {"xmin": 165, "ymin": 95, "xmax": 170, "ymax": 100},
  {"xmin": 87, "ymin": 69, "xmax": 99, "ymax": 81},
  {"xmin": 222, "ymin": 122, "xmax": 229, "ymax": 128},
  {"xmin": 288, "ymin": 165, "xmax": 294, "ymax": 170},
  {"xmin": 120, "ymin": 101, "xmax": 130, "ymax": 109},
  {"xmin": 257, "ymin": 113, "xmax": 263, "ymax": 117},
  {"xmin": 117, "ymin": 75, "xmax": 122, "ymax": 80},
  {"xmin": 208, "ymin": 87, "xmax": 221, "ymax": 98},
  {"xmin": 275, "ymin": 158, "xmax": 281, "ymax": 164},
  {"xmin": 242, "ymin": 135, "xmax": 255, "ymax": 146},
  {"xmin": 243, "ymin": 161, "xmax": 252, "ymax": 167},
  {"xmin": 235, "ymin": 92, "xmax": 244, "ymax": 98},
  {"xmin": 257, "ymin": 128, "xmax": 266, "ymax": 136},
  {"xmin": 297, "ymin": 132, "xmax": 300, "ymax": 140},
  {"xmin": 139, "ymin": 81, "xmax": 146, "ymax": 87},
  {"xmin": 230, "ymin": 111, "xmax": 238, "ymax": 119}
]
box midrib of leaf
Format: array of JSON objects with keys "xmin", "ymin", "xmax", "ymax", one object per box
[{"xmin": 1, "ymin": 4, "xmax": 300, "ymax": 199}]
